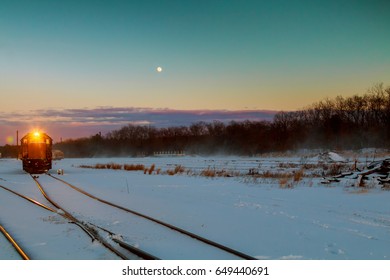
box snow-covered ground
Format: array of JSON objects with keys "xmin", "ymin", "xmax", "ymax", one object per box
[{"xmin": 1, "ymin": 153, "xmax": 390, "ymax": 260}]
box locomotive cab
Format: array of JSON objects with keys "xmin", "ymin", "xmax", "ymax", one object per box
[{"xmin": 20, "ymin": 132, "xmax": 53, "ymax": 173}]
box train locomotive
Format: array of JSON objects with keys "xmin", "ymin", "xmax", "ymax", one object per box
[{"xmin": 20, "ymin": 131, "xmax": 53, "ymax": 173}]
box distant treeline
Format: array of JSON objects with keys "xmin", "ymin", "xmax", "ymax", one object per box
[
  {"xmin": 273, "ymin": 83, "xmax": 390, "ymax": 151},
  {"xmin": 52, "ymin": 84, "xmax": 390, "ymax": 157},
  {"xmin": 0, "ymin": 145, "xmax": 18, "ymax": 158},
  {"xmin": 1, "ymin": 84, "xmax": 389, "ymax": 158},
  {"xmin": 54, "ymin": 120, "xmax": 273, "ymax": 157}
]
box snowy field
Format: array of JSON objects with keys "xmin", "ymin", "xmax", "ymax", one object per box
[{"xmin": 1, "ymin": 152, "xmax": 390, "ymax": 260}]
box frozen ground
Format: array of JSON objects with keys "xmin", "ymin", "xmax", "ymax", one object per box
[{"xmin": 1, "ymin": 153, "xmax": 390, "ymax": 260}]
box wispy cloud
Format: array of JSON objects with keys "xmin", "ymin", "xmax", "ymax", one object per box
[{"xmin": 0, "ymin": 107, "xmax": 277, "ymax": 144}]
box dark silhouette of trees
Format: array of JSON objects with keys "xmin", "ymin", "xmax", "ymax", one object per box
[
  {"xmin": 1, "ymin": 83, "xmax": 384, "ymax": 159},
  {"xmin": 48, "ymin": 83, "xmax": 390, "ymax": 157},
  {"xmin": 273, "ymin": 83, "xmax": 390, "ymax": 150},
  {"xmin": 0, "ymin": 145, "xmax": 19, "ymax": 158}
]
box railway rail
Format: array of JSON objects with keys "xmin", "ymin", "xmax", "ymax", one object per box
[
  {"xmin": 1, "ymin": 172, "xmax": 256, "ymax": 259},
  {"xmin": 0, "ymin": 223, "xmax": 30, "ymax": 260},
  {"xmin": 46, "ymin": 174, "xmax": 256, "ymax": 260},
  {"xmin": 0, "ymin": 180, "xmax": 158, "ymax": 260},
  {"xmin": 30, "ymin": 174, "xmax": 161, "ymax": 260},
  {"xmin": 0, "ymin": 183, "xmax": 54, "ymax": 260}
]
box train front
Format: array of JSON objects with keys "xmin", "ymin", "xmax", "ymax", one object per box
[{"xmin": 20, "ymin": 131, "xmax": 53, "ymax": 173}]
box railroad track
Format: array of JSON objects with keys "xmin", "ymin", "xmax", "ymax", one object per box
[
  {"xmin": 0, "ymin": 183, "xmax": 54, "ymax": 260},
  {"xmin": 0, "ymin": 223, "xmax": 30, "ymax": 260},
  {"xmin": 45, "ymin": 173, "xmax": 256, "ymax": 260},
  {"xmin": 0, "ymin": 180, "xmax": 158, "ymax": 260}
]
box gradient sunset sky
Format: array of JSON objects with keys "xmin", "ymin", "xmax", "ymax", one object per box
[{"xmin": 1, "ymin": 0, "xmax": 389, "ymax": 144}]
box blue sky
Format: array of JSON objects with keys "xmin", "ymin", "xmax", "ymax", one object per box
[{"xmin": 0, "ymin": 0, "xmax": 389, "ymax": 144}]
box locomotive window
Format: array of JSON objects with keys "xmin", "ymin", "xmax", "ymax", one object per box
[{"xmin": 46, "ymin": 139, "xmax": 51, "ymax": 144}]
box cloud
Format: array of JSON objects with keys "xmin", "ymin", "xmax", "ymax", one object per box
[{"xmin": 0, "ymin": 107, "xmax": 277, "ymax": 144}]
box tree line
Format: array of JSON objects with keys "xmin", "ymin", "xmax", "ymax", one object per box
[
  {"xmin": 272, "ymin": 83, "xmax": 390, "ymax": 151},
  {"xmin": 1, "ymin": 83, "xmax": 389, "ymax": 158},
  {"xmin": 53, "ymin": 83, "xmax": 390, "ymax": 157},
  {"xmin": 53, "ymin": 119, "xmax": 274, "ymax": 157}
]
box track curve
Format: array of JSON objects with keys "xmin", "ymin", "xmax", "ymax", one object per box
[
  {"xmin": 48, "ymin": 174, "xmax": 257, "ymax": 260},
  {"xmin": 30, "ymin": 175, "xmax": 159, "ymax": 260}
]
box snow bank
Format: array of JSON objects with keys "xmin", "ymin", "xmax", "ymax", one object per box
[{"xmin": 311, "ymin": 151, "xmax": 347, "ymax": 163}]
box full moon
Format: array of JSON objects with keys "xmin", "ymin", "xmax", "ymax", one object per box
[{"xmin": 156, "ymin": 66, "xmax": 163, "ymax": 73}]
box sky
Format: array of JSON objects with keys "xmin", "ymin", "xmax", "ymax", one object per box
[{"xmin": 1, "ymin": 0, "xmax": 390, "ymax": 144}]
